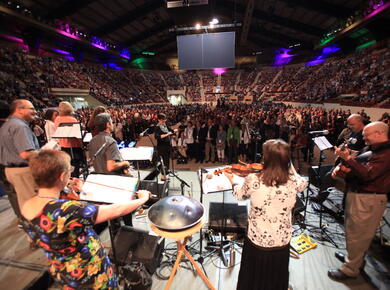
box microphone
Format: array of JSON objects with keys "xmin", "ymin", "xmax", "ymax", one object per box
[
  {"xmin": 140, "ymin": 128, "xmax": 150, "ymax": 137},
  {"xmin": 308, "ymin": 130, "xmax": 329, "ymax": 135}
]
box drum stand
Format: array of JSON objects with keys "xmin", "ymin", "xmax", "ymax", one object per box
[{"xmin": 150, "ymin": 219, "xmax": 216, "ymax": 290}]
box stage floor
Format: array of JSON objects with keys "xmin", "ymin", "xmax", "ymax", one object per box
[{"xmin": 1, "ymin": 168, "xmax": 389, "ymax": 289}]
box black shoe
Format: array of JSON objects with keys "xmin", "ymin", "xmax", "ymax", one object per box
[
  {"xmin": 328, "ymin": 269, "xmax": 356, "ymax": 281},
  {"xmin": 335, "ymin": 252, "xmax": 345, "ymax": 263}
]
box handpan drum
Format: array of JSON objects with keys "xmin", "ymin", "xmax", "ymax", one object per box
[{"xmin": 148, "ymin": 195, "xmax": 204, "ymax": 231}]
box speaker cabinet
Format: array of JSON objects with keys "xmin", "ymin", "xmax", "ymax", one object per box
[
  {"xmin": 308, "ymin": 165, "xmax": 334, "ymax": 188},
  {"xmin": 208, "ymin": 202, "xmax": 248, "ymax": 233},
  {"xmin": 113, "ymin": 226, "xmax": 164, "ymax": 274}
]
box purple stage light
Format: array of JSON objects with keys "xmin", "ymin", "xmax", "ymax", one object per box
[
  {"xmin": 91, "ymin": 37, "xmax": 108, "ymax": 51},
  {"xmin": 104, "ymin": 63, "xmax": 123, "ymax": 70},
  {"xmin": 365, "ymin": 1, "xmax": 388, "ymax": 19},
  {"xmin": 322, "ymin": 45, "xmax": 340, "ymax": 54},
  {"xmin": 2, "ymin": 34, "xmax": 23, "ymax": 43},
  {"xmin": 213, "ymin": 68, "xmax": 227, "ymax": 75},
  {"xmin": 273, "ymin": 48, "xmax": 296, "ymax": 67},
  {"xmin": 56, "ymin": 29, "xmax": 80, "ymax": 40},
  {"xmin": 305, "ymin": 44, "xmax": 340, "ymax": 66},
  {"xmin": 91, "ymin": 43, "xmax": 108, "ymax": 50},
  {"xmin": 64, "ymin": 56, "xmax": 75, "ymax": 62},
  {"xmin": 120, "ymin": 48, "xmax": 130, "ymax": 59},
  {"xmin": 51, "ymin": 48, "xmax": 71, "ymax": 55}
]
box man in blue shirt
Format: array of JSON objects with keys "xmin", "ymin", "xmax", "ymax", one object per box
[{"xmin": 0, "ymin": 99, "xmax": 40, "ymax": 217}]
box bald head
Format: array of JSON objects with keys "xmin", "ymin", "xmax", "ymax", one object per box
[
  {"xmin": 363, "ymin": 121, "xmax": 389, "ymax": 145},
  {"xmin": 347, "ymin": 114, "xmax": 365, "ymax": 132}
]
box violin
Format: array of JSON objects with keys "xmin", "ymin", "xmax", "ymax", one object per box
[{"xmin": 214, "ymin": 161, "xmax": 263, "ymax": 177}]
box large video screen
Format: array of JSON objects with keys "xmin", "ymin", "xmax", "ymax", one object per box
[{"xmin": 177, "ymin": 31, "xmax": 235, "ymax": 70}]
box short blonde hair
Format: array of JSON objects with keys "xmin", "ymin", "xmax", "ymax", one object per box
[{"xmin": 58, "ymin": 101, "xmax": 74, "ymax": 116}]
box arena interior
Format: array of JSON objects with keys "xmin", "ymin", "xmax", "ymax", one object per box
[{"xmin": 0, "ymin": 0, "xmax": 389, "ymax": 289}]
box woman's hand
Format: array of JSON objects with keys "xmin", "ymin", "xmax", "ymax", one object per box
[
  {"xmin": 68, "ymin": 178, "xmax": 83, "ymax": 193},
  {"xmin": 224, "ymin": 172, "xmax": 234, "ymax": 184}
]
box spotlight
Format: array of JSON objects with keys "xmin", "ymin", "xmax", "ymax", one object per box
[
  {"xmin": 195, "ymin": 23, "xmax": 201, "ymax": 29},
  {"xmin": 16, "ymin": 5, "xmax": 20, "ymax": 8},
  {"xmin": 211, "ymin": 18, "xmax": 219, "ymax": 24}
]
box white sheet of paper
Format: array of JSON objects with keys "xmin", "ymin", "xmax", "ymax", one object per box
[
  {"xmin": 52, "ymin": 124, "xmax": 82, "ymax": 139},
  {"xmin": 120, "ymin": 146, "xmax": 154, "ymax": 161},
  {"xmin": 83, "ymin": 133, "xmax": 92, "ymax": 143},
  {"xmin": 41, "ymin": 139, "xmax": 60, "ymax": 150},
  {"xmin": 200, "ymin": 167, "xmax": 246, "ymax": 194},
  {"xmin": 81, "ymin": 174, "xmax": 138, "ymax": 203},
  {"xmin": 314, "ymin": 136, "xmax": 333, "ymax": 151}
]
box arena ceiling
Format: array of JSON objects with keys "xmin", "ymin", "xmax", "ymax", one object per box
[{"xmin": 7, "ymin": 0, "xmax": 390, "ymax": 61}]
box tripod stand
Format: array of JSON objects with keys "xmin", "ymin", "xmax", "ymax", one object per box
[{"xmin": 303, "ymin": 136, "xmax": 338, "ymax": 248}]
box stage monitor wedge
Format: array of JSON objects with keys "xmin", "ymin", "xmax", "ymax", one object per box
[{"xmin": 177, "ymin": 31, "xmax": 235, "ymax": 70}]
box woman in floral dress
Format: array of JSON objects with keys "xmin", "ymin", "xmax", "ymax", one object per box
[{"xmin": 20, "ymin": 150, "xmax": 150, "ymax": 289}]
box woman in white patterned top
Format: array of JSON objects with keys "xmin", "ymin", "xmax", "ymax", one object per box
[{"xmin": 225, "ymin": 139, "xmax": 307, "ymax": 290}]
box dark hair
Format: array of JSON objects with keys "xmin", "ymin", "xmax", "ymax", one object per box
[
  {"xmin": 157, "ymin": 113, "xmax": 167, "ymax": 120},
  {"xmin": 94, "ymin": 113, "xmax": 112, "ymax": 132},
  {"xmin": 0, "ymin": 100, "xmax": 10, "ymax": 119},
  {"xmin": 29, "ymin": 150, "xmax": 71, "ymax": 188},
  {"xmin": 44, "ymin": 109, "xmax": 58, "ymax": 121},
  {"xmin": 260, "ymin": 139, "xmax": 291, "ymax": 187},
  {"xmin": 87, "ymin": 106, "xmax": 106, "ymax": 129}
]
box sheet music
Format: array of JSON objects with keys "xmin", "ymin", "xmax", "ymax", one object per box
[
  {"xmin": 314, "ymin": 136, "xmax": 333, "ymax": 151},
  {"xmin": 52, "ymin": 124, "xmax": 82, "ymax": 139},
  {"xmin": 81, "ymin": 174, "xmax": 138, "ymax": 203},
  {"xmin": 120, "ymin": 146, "xmax": 154, "ymax": 161},
  {"xmin": 199, "ymin": 166, "xmax": 246, "ymax": 194}
]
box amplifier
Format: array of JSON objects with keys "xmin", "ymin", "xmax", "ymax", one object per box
[
  {"xmin": 208, "ymin": 202, "xmax": 248, "ymax": 233},
  {"xmin": 113, "ymin": 226, "xmax": 165, "ymax": 274}
]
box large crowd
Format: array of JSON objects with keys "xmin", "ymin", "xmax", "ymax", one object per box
[
  {"xmin": 28, "ymin": 102, "xmax": 390, "ymax": 170},
  {"xmin": 1, "ymin": 42, "xmax": 389, "ymax": 108}
]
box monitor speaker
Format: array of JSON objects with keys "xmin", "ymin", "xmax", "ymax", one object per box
[
  {"xmin": 208, "ymin": 202, "xmax": 248, "ymax": 233},
  {"xmin": 113, "ymin": 226, "xmax": 164, "ymax": 274}
]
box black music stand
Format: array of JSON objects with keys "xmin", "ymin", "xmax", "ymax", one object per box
[
  {"xmin": 52, "ymin": 122, "xmax": 89, "ymax": 178},
  {"xmin": 198, "ymin": 166, "xmax": 246, "ymax": 267},
  {"xmin": 80, "ymin": 173, "xmax": 139, "ymax": 272},
  {"xmin": 303, "ymin": 136, "xmax": 338, "ymax": 248}
]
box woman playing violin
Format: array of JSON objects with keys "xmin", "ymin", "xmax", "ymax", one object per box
[{"xmin": 225, "ymin": 139, "xmax": 307, "ymax": 290}]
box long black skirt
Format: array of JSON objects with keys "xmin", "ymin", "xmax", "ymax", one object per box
[{"xmin": 236, "ymin": 237, "xmax": 290, "ymax": 290}]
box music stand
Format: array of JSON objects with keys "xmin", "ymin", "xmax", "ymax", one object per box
[
  {"xmin": 80, "ymin": 174, "xmax": 139, "ymax": 271},
  {"xmin": 303, "ymin": 135, "xmax": 338, "ymax": 248},
  {"xmin": 198, "ymin": 166, "xmax": 247, "ymax": 267},
  {"xmin": 52, "ymin": 122, "xmax": 89, "ymax": 178},
  {"xmin": 120, "ymin": 146, "xmax": 154, "ymax": 180}
]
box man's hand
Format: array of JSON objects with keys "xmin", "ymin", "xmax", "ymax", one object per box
[
  {"xmin": 331, "ymin": 164, "xmax": 351, "ymax": 179},
  {"xmin": 136, "ymin": 190, "xmax": 150, "ymax": 201},
  {"xmin": 334, "ymin": 146, "xmax": 353, "ymax": 161}
]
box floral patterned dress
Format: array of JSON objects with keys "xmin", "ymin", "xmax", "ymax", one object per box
[
  {"xmin": 22, "ymin": 199, "xmax": 118, "ymax": 290},
  {"xmin": 233, "ymin": 172, "xmax": 308, "ymax": 247}
]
